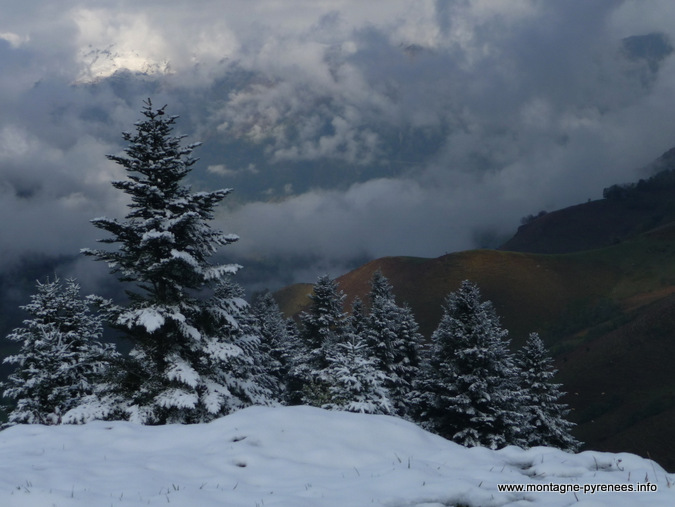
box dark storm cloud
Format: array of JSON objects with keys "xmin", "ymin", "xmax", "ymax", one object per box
[
  {"xmin": 222, "ymin": 0, "xmax": 675, "ymax": 284},
  {"xmin": 1, "ymin": 0, "xmax": 675, "ymax": 290}
]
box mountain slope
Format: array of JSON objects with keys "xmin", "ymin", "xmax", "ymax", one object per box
[
  {"xmin": 501, "ymin": 147, "xmax": 675, "ymax": 254},
  {"xmin": 278, "ymin": 229, "xmax": 675, "ymax": 345},
  {"xmin": 273, "ymin": 149, "xmax": 675, "ymax": 470},
  {"xmin": 275, "ymin": 229, "xmax": 675, "ymax": 471}
]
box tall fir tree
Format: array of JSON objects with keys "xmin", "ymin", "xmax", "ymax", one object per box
[
  {"xmin": 280, "ymin": 318, "xmax": 306, "ymax": 406},
  {"xmin": 515, "ymin": 332, "xmax": 580, "ymax": 451},
  {"xmin": 365, "ymin": 271, "xmax": 398, "ymax": 370},
  {"xmin": 298, "ymin": 275, "xmax": 349, "ymax": 370},
  {"xmin": 2, "ymin": 278, "xmax": 119, "ymax": 425},
  {"xmin": 82, "ymin": 99, "xmax": 256, "ymax": 423},
  {"xmin": 292, "ymin": 275, "xmax": 349, "ymax": 406},
  {"xmin": 365, "ymin": 271, "xmax": 422, "ymax": 419},
  {"xmin": 419, "ymin": 280, "xmax": 526, "ymax": 449}
]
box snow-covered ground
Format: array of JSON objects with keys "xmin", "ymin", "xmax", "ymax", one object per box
[{"xmin": 0, "ymin": 405, "xmax": 672, "ymax": 507}]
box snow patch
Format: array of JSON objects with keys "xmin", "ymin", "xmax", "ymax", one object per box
[{"xmin": 0, "ymin": 406, "xmax": 673, "ymax": 506}]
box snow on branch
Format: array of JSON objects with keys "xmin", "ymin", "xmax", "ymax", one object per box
[
  {"xmin": 155, "ymin": 388, "xmax": 199, "ymax": 410},
  {"xmin": 166, "ymin": 355, "xmax": 200, "ymax": 388},
  {"xmin": 118, "ymin": 307, "xmax": 166, "ymax": 333}
]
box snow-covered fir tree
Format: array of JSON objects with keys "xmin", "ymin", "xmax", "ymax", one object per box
[
  {"xmin": 365, "ymin": 271, "xmax": 398, "ymax": 370},
  {"xmin": 418, "ymin": 280, "xmax": 526, "ymax": 449},
  {"xmin": 322, "ymin": 329, "xmax": 392, "ymax": 415},
  {"xmin": 251, "ymin": 290, "xmax": 295, "ymax": 400},
  {"xmin": 348, "ymin": 297, "xmax": 368, "ymax": 343},
  {"xmin": 280, "ymin": 318, "xmax": 306, "ymax": 406},
  {"xmin": 365, "ymin": 271, "xmax": 422, "ymax": 419},
  {"xmin": 292, "ymin": 275, "xmax": 349, "ymax": 406},
  {"xmin": 299, "ymin": 275, "xmax": 349, "ymax": 368},
  {"xmin": 201, "ymin": 277, "xmax": 278, "ymax": 416},
  {"xmin": 515, "ymin": 332, "xmax": 581, "ymax": 451},
  {"xmin": 82, "ymin": 99, "xmax": 255, "ymax": 424},
  {"xmin": 2, "ymin": 278, "xmax": 119, "ymax": 425}
]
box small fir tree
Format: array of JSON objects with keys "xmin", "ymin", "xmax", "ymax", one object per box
[
  {"xmin": 323, "ymin": 332, "xmax": 392, "ymax": 415},
  {"xmin": 365, "ymin": 271, "xmax": 422, "ymax": 419},
  {"xmin": 419, "ymin": 280, "xmax": 526, "ymax": 449},
  {"xmin": 81, "ymin": 99, "xmax": 250, "ymax": 423},
  {"xmin": 516, "ymin": 332, "xmax": 581, "ymax": 451},
  {"xmin": 280, "ymin": 318, "xmax": 307, "ymax": 406},
  {"xmin": 349, "ymin": 297, "xmax": 367, "ymax": 340},
  {"xmin": 200, "ymin": 277, "xmax": 278, "ymax": 416},
  {"xmin": 2, "ymin": 278, "xmax": 119, "ymax": 425},
  {"xmin": 251, "ymin": 290, "xmax": 294, "ymax": 399},
  {"xmin": 293, "ymin": 275, "xmax": 349, "ymax": 406}
]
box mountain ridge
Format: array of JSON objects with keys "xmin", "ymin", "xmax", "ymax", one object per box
[
  {"xmin": 501, "ymin": 146, "xmax": 675, "ymax": 254},
  {"xmin": 274, "ymin": 147, "xmax": 675, "ymax": 470}
]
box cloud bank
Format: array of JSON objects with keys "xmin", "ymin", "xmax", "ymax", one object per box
[{"xmin": 1, "ymin": 0, "xmax": 675, "ymax": 290}]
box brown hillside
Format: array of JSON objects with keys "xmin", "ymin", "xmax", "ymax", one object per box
[
  {"xmin": 273, "ymin": 148, "xmax": 675, "ymax": 470},
  {"xmin": 275, "ymin": 233, "xmax": 675, "ymax": 471},
  {"xmin": 502, "ymin": 199, "xmax": 639, "ymax": 253},
  {"xmin": 557, "ymin": 293, "xmax": 675, "ymax": 471},
  {"xmin": 501, "ymin": 147, "xmax": 675, "ymax": 254},
  {"xmin": 278, "ymin": 250, "xmax": 619, "ymax": 343},
  {"xmin": 273, "ymin": 282, "xmax": 314, "ymax": 317}
]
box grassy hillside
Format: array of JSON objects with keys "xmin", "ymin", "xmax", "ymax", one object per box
[
  {"xmin": 502, "ymin": 148, "xmax": 675, "ymax": 254},
  {"xmin": 275, "ymin": 227, "xmax": 675, "ymax": 470}
]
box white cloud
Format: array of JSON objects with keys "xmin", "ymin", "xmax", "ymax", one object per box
[
  {"xmin": 73, "ymin": 8, "xmax": 172, "ymax": 82},
  {"xmin": 0, "ymin": 31, "xmax": 28, "ymax": 47},
  {"xmin": 227, "ymin": 175, "xmax": 520, "ymax": 268},
  {"xmin": 207, "ymin": 164, "xmax": 235, "ymax": 176}
]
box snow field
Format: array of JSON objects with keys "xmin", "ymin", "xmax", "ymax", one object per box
[{"xmin": 0, "ymin": 405, "xmax": 673, "ymax": 506}]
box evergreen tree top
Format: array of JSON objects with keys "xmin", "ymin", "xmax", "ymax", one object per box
[
  {"xmin": 110, "ymin": 99, "xmax": 198, "ymax": 181},
  {"xmin": 303, "ymin": 275, "xmax": 347, "ymax": 321},
  {"xmin": 437, "ymin": 280, "xmax": 508, "ymax": 343},
  {"xmin": 12, "ymin": 277, "xmax": 99, "ymax": 338},
  {"xmin": 82, "ymin": 99, "xmax": 240, "ymax": 301},
  {"xmin": 299, "ymin": 275, "xmax": 349, "ymax": 360},
  {"xmin": 369, "ymin": 270, "xmax": 394, "ymax": 304},
  {"xmin": 517, "ymin": 332, "xmax": 560, "ymax": 387}
]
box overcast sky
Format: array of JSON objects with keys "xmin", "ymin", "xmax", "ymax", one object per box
[{"xmin": 2, "ymin": 0, "xmax": 675, "ymax": 291}]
